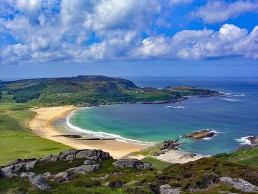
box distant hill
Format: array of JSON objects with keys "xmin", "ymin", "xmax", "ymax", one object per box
[{"xmin": 0, "ymin": 75, "xmax": 220, "ymax": 106}]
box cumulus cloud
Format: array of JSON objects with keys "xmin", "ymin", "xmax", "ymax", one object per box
[
  {"xmin": 134, "ymin": 24, "xmax": 258, "ymax": 60},
  {"xmin": 194, "ymin": 0, "xmax": 258, "ymax": 24},
  {"xmin": 0, "ymin": 0, "xmax": 258, "ymax": 65}
]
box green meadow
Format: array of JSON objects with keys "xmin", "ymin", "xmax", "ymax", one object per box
[{"xmin": 0, "ymin": 103, "xmax": 71, "ymax": 165}]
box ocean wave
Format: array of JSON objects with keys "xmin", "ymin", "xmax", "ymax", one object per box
[
  {"xmin": 236, "ymin": 136, "xmax": 252, "ymax": 145},
  {"xmin": 164, "ymin": 105, "xmax": 185, "ymax": 109},
  {"xmin": 223, "ymin": 92, "xmax": 232, "ymax": 96},
  {"xmin": 66, "ymin": 110, "xmax": 153, "ymax": 145},
  {"xmin": 220, "ymin": 98, "xmax": 242, "ymax": 103},
  {"xmin": 232, "ymin": 94, "xmax": 246, "ymax": 97}
]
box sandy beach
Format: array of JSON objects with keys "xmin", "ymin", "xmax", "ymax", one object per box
[
  {"xmin": 29, "ymin": 106, "xmax": 207, "ymax": 163},
  {"xmin": 29, "ymin": 106, "xmax": 150, "ymax": 159}
]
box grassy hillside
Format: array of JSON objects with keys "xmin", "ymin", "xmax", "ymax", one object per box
[
  {"xmin": 1, "ymin": 156, "xmax": 258, "ymax": 194},
  {"xmin": 215, "ymin": 148, "xmax": 258, "ymax": 168},
  {"xmin": 0, "ymin": 103, "xmax": 71, "ymax": 165},
  {"xmin": 0, "ymin": 76, "xmax": 220, "ymax": 106}
]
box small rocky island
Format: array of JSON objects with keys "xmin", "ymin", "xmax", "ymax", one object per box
[{"xmin": 182, "ymin": 129, "xmax": 216, "ymax": 141}]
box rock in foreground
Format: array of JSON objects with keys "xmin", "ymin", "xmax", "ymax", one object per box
[
  {"xmin": 219, "ymin": 177, "xmax": 258, "ymax": 193},
  {"xmin": 112, "ymin": 159, "xmax": 152, "ymax": 170}
]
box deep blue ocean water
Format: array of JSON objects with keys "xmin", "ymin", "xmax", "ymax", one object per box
[{"xmin": 69, "ymin": 77, "xmax": 258, "ymax": 155}]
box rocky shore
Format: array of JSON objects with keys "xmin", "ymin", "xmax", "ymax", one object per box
[{"xmin": 237, "ymin": 136, "xmax": 258, "ymax": 151}]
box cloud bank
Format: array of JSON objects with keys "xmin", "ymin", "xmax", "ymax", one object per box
[{"xmin": 0, "ymin": 0, "xmax": 258, "ymax": 65}]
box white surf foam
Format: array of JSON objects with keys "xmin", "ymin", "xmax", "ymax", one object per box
[
  {"xmin": 220, "ymin": 98, "xmax": 242, "ymax": 103},
  {"xmin": 236, "ymin": 136, "xmax": 252, "ymax": 145},
  {"xmin": 164, "ymin": 105, "xmax": 185, "ymax": 109},
  {"xmin": 233, "ymin": 94, "xmax": 246, "ymax": 97},
  {"xmin": 66, "ymin": 109, "xmax": 153, "ymax": 145}
]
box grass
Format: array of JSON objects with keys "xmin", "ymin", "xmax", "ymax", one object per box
[
  {"xmin": 142, "ymin": 157, "xmax": 171, "ymax": 170},
  {"xmin": 31, "ymin": 159, "xmax": 86, "ymax": 174},
  {"xmin": 0, "ymin": 103, "xmax": 71, "ymax": 166},
  {"xmin": 215, "ymin": 148, "xmax": 258, "ymax": 168}
]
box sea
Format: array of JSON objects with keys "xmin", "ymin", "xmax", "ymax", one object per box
[{"xmin": 68, "ymin": 77, "xmax": 258, "ymax": 155}]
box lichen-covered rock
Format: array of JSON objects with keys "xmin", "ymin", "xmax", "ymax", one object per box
[
  {"xmin": 21, "ymin": 172, "xmax": 51, "ymax": 191},
  {"xmin": 112, "ymin": 159, "xmax": 152, "ymax": 170},
  {"xmin": 3, "ymin": 171, "xmax": 18, "ymax": 178},
  {"xmin": 160, "ymin": 184, "xmax": 181, "ymax": 194},
  {"xmin": 219, "ymin": 177, "xmax": 258, "ymax": 193}
]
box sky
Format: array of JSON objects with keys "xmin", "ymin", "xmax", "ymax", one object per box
[{"xmin": 0, "ymin": 0, "xmax": 258, "ymax": 79}]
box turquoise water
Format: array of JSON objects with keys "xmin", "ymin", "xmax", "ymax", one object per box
[{"xmin": 69, "ymin": 77, "xmax": 258, "ymax": 155}]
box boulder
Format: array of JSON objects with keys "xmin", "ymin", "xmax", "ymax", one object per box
[
  {"xmin": 13, "ymin": 163, "xmax": 26, "ymax": 172},
  {"xmin": 21, "ymin": 172, "xmax": 51, "ymax": 191},
  {"xmin": 1, "ymin": 165, "xmax": 14, "ymax": 173},
  {"xmin": 58, "ymin": 150, "xmax": 77, "ymax": 160},
  {"xmin": 39, "ymin": 155, "xmax": 53, "ymax": 163},
  {"xmin": 67, "ymin": 164, "xmax": 101, "ymax": 174},
  {"xmin": 25, "ymin": 160, "xmax": 38, "ymax": 170},
  {"xmin": 65, "ymin": 154, "xmax": 75, "ymax": 161},
  {"xmin": 42, "ymin": 172, "xmax": 52, "ymax": 179},
  {"xmin": 219, "ymin": 177, "xmax": 258, "ymax": 193},
  {"xmin": 3, "ymin": 171, "xmax": 18, "ymax": 178},
  {"xmin": 54, "ymin": 172, "xmax": 69, "ymax": 183},
  {"xmin": 160, "ymin": 184, "xmax": 181, "ymax": 194},
  {"xmin": 112, "ymin": 159, "xmax": 152, "ymax": 170},
  {"xmin": 75, "ymin": 149, "xmax": 111, "ymax": 161}
]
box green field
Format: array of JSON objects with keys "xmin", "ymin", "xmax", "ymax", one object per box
[{"xmin": 0, "ymin": 103, "xmax": 71, "ymax": 165}]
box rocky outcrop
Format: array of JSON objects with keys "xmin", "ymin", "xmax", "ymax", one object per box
[
  {"xmin": 247, "ymin": 136, "xmax": 258, "ymax": 145},
  {"xmin": 160, "ymin": 140, "xmax": 180, "ymax": 150},
  {"xmin": 237, "ymin": 136, "xmax": 258, "ymax": 151},
  {"xmin": 20, "ymin": 172, "xmax": 51, "ymax": 191},
  {"xmin": 109, "ymin": 180, "xmax": 126, "ymax": 188},
  {"xmin": 112, "ymin": 159, "xmax": 151, "ymax": 170},
  {"xmin": 182, "ymin": 130, "xmax": 216, "ymax": 141},
  {"xmin": 219, "ymin": 177, "xmax": 258, "ymax": 193},
  {"xmin": 0, "ymin": 149, "xmax": 111, "ymax": 190},
  {"xmin": 160, "ymin": 184, "xmax": 181, "ymax": 194}
]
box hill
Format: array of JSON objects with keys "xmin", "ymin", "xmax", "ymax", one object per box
[{"xmin": 0, "ymin": 75, "xmax": 220, "ymax": 106}]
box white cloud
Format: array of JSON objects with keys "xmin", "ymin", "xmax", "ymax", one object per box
[
  {"xmin": 16, "ymin": 0, "xmax": 42, "ymax": 22},
  {"xmin": 0, "ymin": 0, "xmax": 258, "ymax": 65},
  {"xmin": 133, "ymin": 24, "xmax": 258, "ymax": 60},
  {"xmin": 194, "ymin": 1, "xmax": 258, "ymax": 24}
]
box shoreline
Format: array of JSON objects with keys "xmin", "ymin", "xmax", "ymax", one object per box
[
  {"xmin": 29, "ymin": 106, "xmax": 151, "ymax": 159},
  {"xmin": 29, "ymin": 105, "xmax": 210, "ymax": 163}
]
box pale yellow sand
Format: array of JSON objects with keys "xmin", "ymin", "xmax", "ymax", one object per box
[{"xmin": 29, "ymin": 106, "xmax": 149, "ymax": 159}]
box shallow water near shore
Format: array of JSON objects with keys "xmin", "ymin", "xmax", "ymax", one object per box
[{"xmin": 69, "ymin": 77, "xmax": 258, "ymax": 155}]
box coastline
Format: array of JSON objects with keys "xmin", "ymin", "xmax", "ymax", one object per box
[
  {"xmin": 29, "ymin": 106, "xmax": 150, "ymax": 159},
  {"xmin": 29, "ymin": 105, "xmax": 210, "ymax": 163}
]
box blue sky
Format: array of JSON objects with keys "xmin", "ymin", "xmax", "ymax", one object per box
[{"xmin": 0, "ymin": 0, "xmax": 258, "ymax": 79}]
